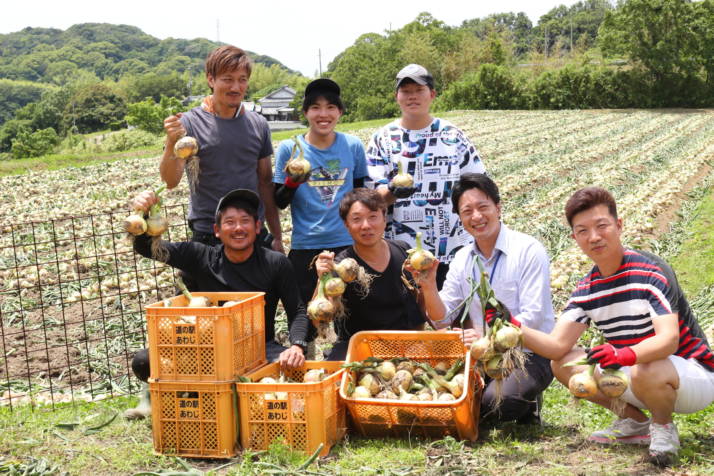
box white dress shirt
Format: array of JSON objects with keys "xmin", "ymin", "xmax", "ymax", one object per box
[{"xmin": 434, "ymin": 223, "xmax": 555, "ymax": 347}]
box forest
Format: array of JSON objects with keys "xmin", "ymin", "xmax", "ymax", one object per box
[{"xmin": 0, "ymin": 0, "xmax": 712, "ymax": 159}]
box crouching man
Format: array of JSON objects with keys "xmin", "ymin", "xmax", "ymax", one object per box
[
  {"xmin": 518, "ymin": 187, "xmax": 714, "ymax": 467},
  {"xmin": 124, "ymin": 189, "xmax": 310, "ymax": 419}
]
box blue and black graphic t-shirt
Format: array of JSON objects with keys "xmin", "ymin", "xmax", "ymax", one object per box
[{"xmin": 274, "ymin": 133, "xmax": 368, "ymax": 249}]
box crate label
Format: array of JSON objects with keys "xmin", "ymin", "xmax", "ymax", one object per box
[
  {"xmin": 174, "ymin": 324, "xmax": 196, "ymax": 345},
  {"xmin": 178, "ymin": 396, "xmax": 200, "ymax": 419},
  {"xmin": 265, "ymin": 400, "xmax": 288, "ymax": 421}
]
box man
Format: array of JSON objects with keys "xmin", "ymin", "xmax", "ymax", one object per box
[
  {"xmin": 314, "ymin": 188, "xmax": 426, "ymax": 360},
  {"xmin": 160, "ymin": 45, "xmax": 283, "ymax": 253},
  {"xmin": 366, "ymin": 64, "xmax": 485, "ymax": 288},
  {"xmin": 273, "ymin": 78, "xmax": 368, "ymax": 324},
  {"xmin": 419, "ymin": 173, "xmax": 555, "ymax": 423},
  {"xmin": 510, "ymin": 187, "xmax": 714, "ymax": 466},
  {"xmin": 124, "ymin": 189, "xmax": 309, "ymax": 419}
]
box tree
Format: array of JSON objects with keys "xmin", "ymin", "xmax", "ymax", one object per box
[
  {"xmin": 10, "ymin": 127, "xmax": 59, "ymax": 158},
  {"xmin": 125, "ymin": 96, "xmax": 185, "ymax": 134},
  {"xmin": 598, "ymin": 0, "xmax": 703, "ymax": 105},
  {"xmin": 63, "ymin": 83, "xmax": 127, "ymax": 133}
]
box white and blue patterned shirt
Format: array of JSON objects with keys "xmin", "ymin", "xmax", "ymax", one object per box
[{"xmin": 365, "ymin": 118, "xmax": 485, "ymax": 263}]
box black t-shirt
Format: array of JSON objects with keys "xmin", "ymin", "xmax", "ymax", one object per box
[
  {"xmin": 134, "ymin": 235, "xmax": 308, "ymax": 344},
  {"xmin": 334, "ymin": 240, "xmax": 425, "ymax": 341}
]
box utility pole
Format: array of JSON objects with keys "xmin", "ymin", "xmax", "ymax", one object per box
[
  {"xmin": 544, "ymin": 25, "xmax": 548, "ymax": 58},
  {"xmin": 570, "ymin": 20, "xmax": 573, "ymax": 53},
  {"xmin": 318, "ymin": 49, "xmax": 322, "ymax": 76},
  {"xmin": 216, "ymin": 19, "xmax": 220, "ymax": 43}
]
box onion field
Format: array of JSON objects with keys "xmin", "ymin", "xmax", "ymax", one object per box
[{"xmin": 0, "ymin": 109, "xmax": 713, "ymax": 474}]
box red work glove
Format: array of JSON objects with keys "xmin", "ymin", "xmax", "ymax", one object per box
[
  {"xmin": 586, "ymin": 344, "xmax": 637, "ymax": 369},
  {"xmin": 484, "ymin": 301, "xmax": 521, "ymax": 328}
]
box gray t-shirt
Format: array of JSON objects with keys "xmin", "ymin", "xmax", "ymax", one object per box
[{"xmin": 180, "ymin": 107, "xmax": 273, "ymax": 233}]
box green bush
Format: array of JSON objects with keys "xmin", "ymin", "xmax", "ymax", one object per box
[
  {"xmin": 100, "ymin": 129, "xmax": 162, "ymax": 152},
  {"xmin": 437, "ymin": 64, "xmax": 527, "ymax": 110},
  {"xmin": 10, "ymin": 127, "xmax": 60, "ymax": 158}
]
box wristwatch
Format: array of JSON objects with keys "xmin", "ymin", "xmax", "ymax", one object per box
[{"xmin": 291, "ymin": 340, "xmax": 307, "ymax": 354}]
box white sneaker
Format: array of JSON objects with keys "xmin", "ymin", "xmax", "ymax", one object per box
[
  {"xmin": 588, "ymin": 417, "xmax": 651, "ymax": 445},
  {"xmin": 648, "ymin": 422, "xmax": 680, "ymax": 467}
]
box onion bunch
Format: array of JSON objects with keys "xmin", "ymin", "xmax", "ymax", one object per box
[
  {"xmin": 333, "ymin": 257, "xmax": 373, "ymax": 295},
  {"xmin": 307, "ymin": 273, "xmax": 338, "ymax": 326},
  {"xmin": 564, "ymin": 356, "xmax": 629, "ymax": 409},
  {"xmin": 238, "ymin": 368, "xmax": 330, "ymax": 402},
  {"xmin": 343, "ymin": 357, "xmax": 466, "ymax": 402},
  {"xmin": 124, "ymin": 185, "xmax": 169, "ymax": 261},
  {"xmin": 468, "ymin": 256, "xmax": 527, "ymax": 408}
]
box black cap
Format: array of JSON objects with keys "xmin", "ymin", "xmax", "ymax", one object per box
[
  {"xmin": 304, "ymin": 78, "xmax": 341, "ymax": 97},
  {"xmin": 215, "ymin": 189, "xmax": 260, "ymax": 223},
  {"xmin": 395, "ymin": 64, "xmax": 434, "ymax": 90}
]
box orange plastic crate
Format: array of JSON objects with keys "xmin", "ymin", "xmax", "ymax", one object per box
[
  {"xmin": 145, "ymin": 292, "xmax": 266, "ymax": 381},
  {"xmin": 339, "ymin": 331, "xmax": 483, "ymax": 441},
  {"xmin": 149, "ymin": 380, "xmax": 238, "ymax": 458},
  {"xmin": 235, "ymin": 361, "xmax": 346, "ymax": 456}
]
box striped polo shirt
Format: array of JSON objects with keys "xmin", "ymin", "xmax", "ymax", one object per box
[{"xmin": 561, "ymin": 249, "xmax": 714, "ymax": 372}]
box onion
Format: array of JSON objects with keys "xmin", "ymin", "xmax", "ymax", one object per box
[
  {"xmin": 597, "ymin": 368, "xmax": 629, "ymax": 398},
  {"xmin": 568, "ymin": 366, "xmax": 598, "ymax": 398},
  {"xmin": 124, "ymin": 211, "xmax": 147, "ymax": 236},
  {"xmin": 391, "ymin": 161, "xmax": 414, "ymax": 188},
  {"xmin": 303, "ymin": 368, "xmax": 326, "ymax": 383},
  {"xmin": 358, "ymin": 373, "xmax": 380, "ymax": 395},
  {"xmin": 396, "ymin": 360, "xmax": 416, "ymax": 374},
  {"xmin": 145, "ymin": 208, "xmax": 168, "ymax": 237},
  {"xmin": 174, "ymin": 136, "xmax": 199, "ymax": 159},
  {"xmin": 377, "ymin": 361, "xmax": 396, "ymax": 380},
  {"xmin": 334, "ymin": 258, "xmax": 359, "ymax": 283},
  {"xmin": 259, "ymin": 377, "xmax": 277, "ymax": 384},
  {"xmin": 434, "ymin": 361, "xmax": 449, "ymax": 375},
  {"xmin": 376, "ymin": 389, "xmax": 398, "ymax": 400},
  {"xmin": 409, "ymin": 232, "xmax": 435, "ymax": 271},
  {"xmin": 324, "ymin": 276, "xmax": 346, "ymax": 297},
  {"xmin": 307, "ymin": 274, "xmax": 336, "ymax": 323},
  {"xmin": 351, "ymin": 385, "xmax": 372, "ymax": 399},
  {"xmin": 470, "ymin": 336, "xmax": 491, "ymax": 361},
  {"xmin": 438, "ymin": 393, "xmax": 456, "ymax": 402},
  {"xmin": 391, "ymin": 369, "xmax": 413, "ymax": 394},
  {"xmin": 484, "ymin": 355, "xmax": 507, "ymax": 380},
  {"xmin": 494, "ymin": 324, "xmax": 521, "ymax": 352},
  {"xmin": 284, "ymin": 138, "xmax": 311, "ymax": 180},
  {"xmin": 177, "ymin": 278, "xmax": 211, "ymax": 307}
]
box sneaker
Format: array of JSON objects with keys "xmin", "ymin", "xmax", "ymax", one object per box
[
  {"xmin": 588, "ymin": 417, "xmax": 651, "ymax": 444},
  {"xmin": 648, "ymin": 422, "xmax": 680, "ymax": 467}
]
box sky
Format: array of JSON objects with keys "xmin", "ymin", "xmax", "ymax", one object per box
[{"xmin": 1, "ymin": 0, "xmax": 583, "ymax": 77}]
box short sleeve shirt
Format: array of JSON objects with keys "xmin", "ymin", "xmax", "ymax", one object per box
[{"xmin": 364, "ymin": 117, "xmax": 485, "ymax": 263}]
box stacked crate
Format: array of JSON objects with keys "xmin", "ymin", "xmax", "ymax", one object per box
[{"xmin": 145, "ymin": 291, "xmax": 266, "ymax": 458}]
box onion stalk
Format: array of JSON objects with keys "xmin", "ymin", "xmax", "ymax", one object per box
[
  {"xmin": 284, "ymin": 137, "xmax": 311, "ymax": 181},
  {"xmin": 391, "ymin": 161, "xmax": 414, "ymax": 188},
  {"xmin": 176, "ymin": 278, "xmax": 211, "ymax": 307}
]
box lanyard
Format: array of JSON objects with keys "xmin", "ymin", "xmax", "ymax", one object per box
[{"xmin": 471, "ymin": 248, "xmax": 503, "ymax": 285}]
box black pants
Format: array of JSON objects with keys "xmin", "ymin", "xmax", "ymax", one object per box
[
  {"xmin": 480, "ymin": 352, "xmax": 553, "ymax": 422},
  {"xmin": 288, "ymin": 246, "xmax": 349, "ymax": 341}
]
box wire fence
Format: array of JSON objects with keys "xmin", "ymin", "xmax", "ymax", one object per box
[{"xmin": 0, "ymin": 204, "xmax": 191, "ymax": 410}]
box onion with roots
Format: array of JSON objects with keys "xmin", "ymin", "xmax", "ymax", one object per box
[
  {"xmin": 324, "ymin": 275, "xmax": 346, "ymax": 297},
  {"xmin": 470, "ymin": 336, "xmax": 491, "ymax": 361},
  {"xmin": 494, "ymin": 324, "xmax": 522, "ymax": 352},
  {"xmin": 568, "ymin": 365, "xmax": 598, "ymax": 398},
  {"xmin": 173, "ymin": 136, "xmax": 199, "ymax": 159},
  {"xmin": 391, "ymin": 161, "xmax": 414, "ymax": 188},
  {"xmin": 408, "ymin": 232, "xmax": 435, "ymax": 271},
  {"xmin": 307, "ymin": 274, "xmax": 336, "ymax": 323},
  {"xmin": 284, "ymin": 138, "xmax": 311, "ymax": 181},
  {"xmin": 124, "ymin": 211, "xmax": 147, "ymax": 236},
  {"xmin": 334, "ymin": 258, "xmax": 359, "ymax": 283},
  {"xmin": 597, "ymin": 368, "xmax": 629, "ymax": 398}
]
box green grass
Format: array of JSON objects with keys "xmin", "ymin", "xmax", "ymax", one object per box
[
  {"xmin": 0, "ymin": 148, "xmax": 161, "ymax": 176},
  {"xmin": 670, "ymin": 187, "xmax": 714, "ymax": 297}
]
